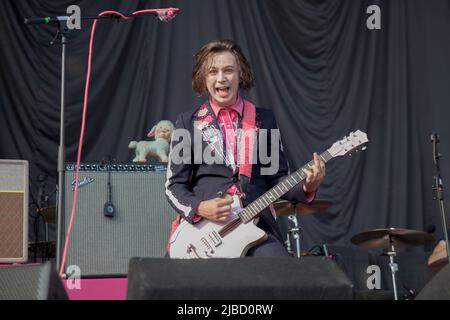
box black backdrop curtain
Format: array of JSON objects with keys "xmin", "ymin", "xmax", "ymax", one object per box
[{"xmin": 1, "ymin": 0, "xmax": 450, "ymax": 292}]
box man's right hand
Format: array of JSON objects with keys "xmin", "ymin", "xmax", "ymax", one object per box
[{"xmin": 197, "ymin": 197, "xmax": 233, "ymax": 221}]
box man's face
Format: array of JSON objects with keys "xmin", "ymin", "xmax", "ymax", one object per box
[{"xmin": 205, "ymin": 52, "xmax": 240, "ymax": 107}]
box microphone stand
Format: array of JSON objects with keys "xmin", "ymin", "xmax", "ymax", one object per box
[
  {"xmin": 25, "ymin": 17, "xmax": 75, "ymax": 270},
  {"xmin": 53, "ymin": 18, "xmax": 70, "ymax": 271},
  {"xmin": 24, "ymin": 7, "xmax": 180, "ymax": 273},
  {"xmin": 431, "ymin": 133, "xmax": 450, "ymax": 264},
  {"xmin": 27, "ymin": 16, "xmax": 121, "ymax": 271}
]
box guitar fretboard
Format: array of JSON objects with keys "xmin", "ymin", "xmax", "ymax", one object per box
[{"xmin": 238, "ymin": 150, "xmax": 333, "ymax": 223}]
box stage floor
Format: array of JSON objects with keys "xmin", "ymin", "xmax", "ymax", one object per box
[{"xmin": 63, "ymin": 277, "xmax": 128, "ymax": 300}]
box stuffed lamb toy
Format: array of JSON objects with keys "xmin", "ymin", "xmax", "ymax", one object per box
[{"xmin": 128, "ymin": 120, "xmax": 175, "ymax": 162}]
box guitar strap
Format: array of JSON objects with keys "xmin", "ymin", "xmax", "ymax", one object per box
[{"xmin": 236, "ymin": 100, "xmax": 256, "ymax": 198}]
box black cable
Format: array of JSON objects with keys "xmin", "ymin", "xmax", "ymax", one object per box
[{"xmin": 33, "ymin": 207, "xmax": 39, "ymax": 263}]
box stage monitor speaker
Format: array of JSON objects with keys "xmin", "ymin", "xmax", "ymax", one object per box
[
  {"xmin": 416, "ymin": 263, "xmax": 450, "ymax": 300},
  {"xmin": 0, "ymin": 262, "xmax": 68, "ymax": 300},
  {"xmin": 127, "ymin": 257, "xmax": 354, "ymax": 300},
  {"xmin": 0, "ymin": 159, "xmax": 28, "ymax": 263},
  {"xmin": 63, "ymin": 163, "xmax": 176, "ymax": 277}
]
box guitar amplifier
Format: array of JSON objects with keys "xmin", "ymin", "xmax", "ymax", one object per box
[
  {"xmin": 0, "ymin": 160, "xmax": 28, "ymax": 263},
  {"xmin": 63, "ymin": 162, "xmax": 176, "ymax": 277}
]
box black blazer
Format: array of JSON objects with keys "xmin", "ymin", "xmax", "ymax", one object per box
[{"xmin": 165, "ymin": 101, "xmax": 310, "ymax": 240}]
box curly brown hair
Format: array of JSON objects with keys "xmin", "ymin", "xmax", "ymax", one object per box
[{"xmin": 192, "ymin": 39, "xmax": 255, "ymax": 95}]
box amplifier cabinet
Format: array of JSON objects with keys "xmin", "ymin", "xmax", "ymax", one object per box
[
  {"xmin": 0, "ymin": 159, "xmax": 28, "ymax": 263},
  {"xmin": 63, "ymin": 163, "xmax": 176, "ymax": 277}
]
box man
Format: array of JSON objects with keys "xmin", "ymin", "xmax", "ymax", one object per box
[{"xmin": 165, "ymin": 39, "xmax": 325, "ymax": 257}]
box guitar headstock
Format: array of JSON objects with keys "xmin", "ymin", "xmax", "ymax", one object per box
[{"xmin": 328, "ymin": 130, "xmax": 368, "ymax": 158}]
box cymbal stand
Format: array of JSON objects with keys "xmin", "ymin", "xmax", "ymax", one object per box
[
  {"xmin": 288, "ymin": 214, "xmax": 302, "ymax": 258},
  {"xmin": 387, "ymin": 236, "xmax": 399, "ymax": 300},
  {"xmin": 285, "ymin": 232, "xmax": 292, "ymax": 254},
  {"xmin": 431, "ymin": 133, "xmax": 450, "ymax": 263}
]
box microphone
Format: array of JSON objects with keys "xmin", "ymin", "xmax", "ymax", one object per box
[
  {"xmin": 24, "ymin": 16, "xmax": 70, "ymax": 25},
  {"xmin": 102, "ymin": 158, "xmax": 115, "ymax": 218},
  {"xmin": 156, "ymin": 8, "xmax": 180, "ymax": 22},
  {"xmin": 103, "ymin": 179, "xmax": 116, "ymax": 217},
  {"xmin": 104, "ymin": 199, "xmax": 115, "ymax": 218},
  {"xmin": 431, "ymin": 132, "xmax": 440, "ymax": 144}
]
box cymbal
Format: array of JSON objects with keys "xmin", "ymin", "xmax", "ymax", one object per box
[
  {"xmin": 287, "ymin": 251, "xmax": 319, "ymax": 257},
  {"xmin": 39, "ymin": 206, "xmax": 56, "ymax": 224},
  {"xmin": 273, "ymin": 199, "xmax": 333, "ymax": 216},
  {"xmin": 351, "ymin": 228, "xmax": 435, "ymax": 249},
  {"xmin": 28, "ymin": 240, "xmax": 56, "ymax": 248}
]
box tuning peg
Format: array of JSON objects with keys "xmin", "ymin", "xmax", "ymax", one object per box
[{"xmin": 362, "ymin": 146, "xmax": 367, "ymax": 151}]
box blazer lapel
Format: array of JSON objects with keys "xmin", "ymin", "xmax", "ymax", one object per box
[{"xmin": 193, "ymin": 103, "xmax": 227, "ymax": 167}]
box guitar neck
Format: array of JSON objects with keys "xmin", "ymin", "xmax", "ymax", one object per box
[{"xmin": 238, "ymin": 150, "xmax": 333, "ymax": 223}]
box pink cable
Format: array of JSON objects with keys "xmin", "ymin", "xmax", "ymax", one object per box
[
  {"xmin": 59, "ymin": 11, "xmax": 131, "ymax": 277},
  {"xmin": 59, "ymin": 7, "xmax": 180, "ymax": 277}
]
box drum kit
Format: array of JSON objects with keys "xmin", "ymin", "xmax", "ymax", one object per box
[
  {"xmin": 29, "ymin": 206, "xmax": 57, "ymax": 260},
  {"xmin": 273, "ymin": 199, "xmax": 333, "ymax": 258},
  {"xmin": 274, "ymin": 199, "xmax": 437, "ymax": 300},
  {"xmin": 39, "ymin": 205, "xmax": 56, "ymax": 225}
]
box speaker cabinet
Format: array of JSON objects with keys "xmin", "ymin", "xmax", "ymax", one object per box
[
  {"xmin": 63, "ymin": 163, "xmax": 176, "ymax": 277},
  {"xmin": 127, "ymin": 257, "xmax": 354, "ymax": 300},
  {"xmin": 0, "ymin": 262, "xmax": 68, "ymax": 300},
  {"xmin": 416, "ymin": 263, "xmax": 450, "ymax": 299},
  {"xmin": 0, "ymin": 159, "xmax": 28, "ymax": 263}
]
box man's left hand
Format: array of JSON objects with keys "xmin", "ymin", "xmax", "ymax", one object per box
[{"xmin": 303, "ymin": 152, "xmax": 326, "ymax": 193}]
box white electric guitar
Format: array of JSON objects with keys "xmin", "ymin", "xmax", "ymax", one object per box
[{"xmin": 169, "ymin": 130, "xmax": 369, "ymax": 258}]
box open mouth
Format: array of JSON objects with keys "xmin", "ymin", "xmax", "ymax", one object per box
[{"xmin": 216, "ymin": 87, "xmax": 230, "ymax": 98}]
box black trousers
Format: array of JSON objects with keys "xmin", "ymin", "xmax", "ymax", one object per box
[{"xmin": 245, "ymin": 233, "xmax": 290, "ymax": 257}]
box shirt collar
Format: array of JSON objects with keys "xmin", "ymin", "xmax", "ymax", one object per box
[{"xmin": 209, "ymin": 96, "xmax": 244, "ymax": 118}]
